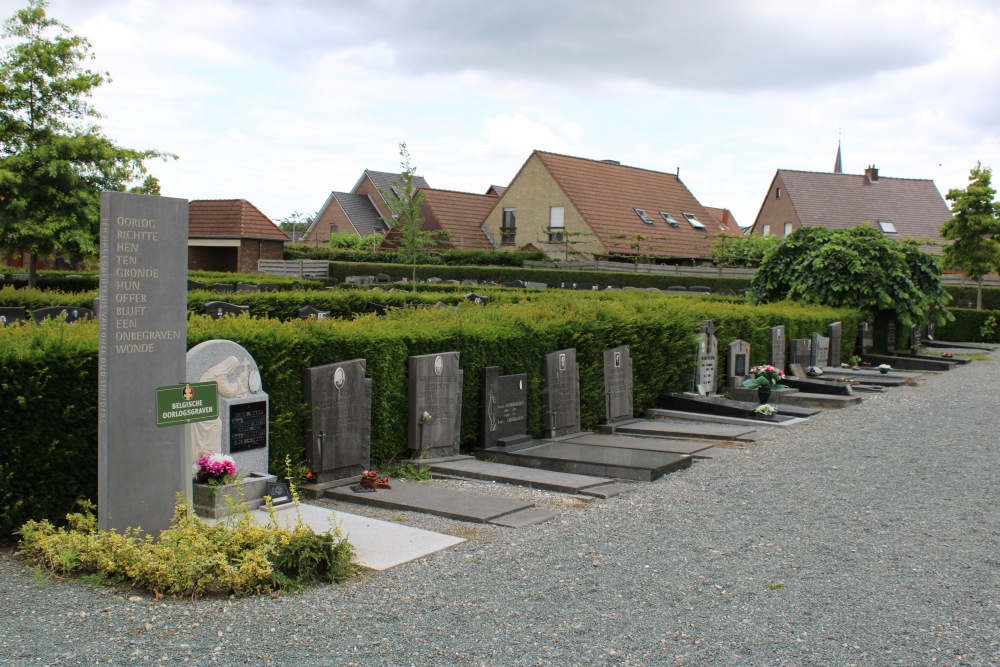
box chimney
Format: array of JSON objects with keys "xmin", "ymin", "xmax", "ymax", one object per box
[
  {"xmin": 721, "ymin": 209, "xmax": 730, "ymax": 226},
  {"xmin": 865, "ymin": 165, "xmax": 879, "ymax": 182}
]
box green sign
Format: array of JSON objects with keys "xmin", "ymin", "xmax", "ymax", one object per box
[{"xmin": 155, "ymin": 382, "xmax": 219, "ymax": 427}]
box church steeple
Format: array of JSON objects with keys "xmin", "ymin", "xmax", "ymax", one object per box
[{"xmin": 834, "ymin": 135, "xmax": 843, "ymax": 174}]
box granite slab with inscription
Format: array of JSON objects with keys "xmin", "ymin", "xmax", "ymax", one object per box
[
  {"xmin": 304, "ymin": 359, "xmax": 371, "ymax": 484},
  {"xmin": 827, "ymin": 322, "xmax": 842, "ymax": 367},
  {"xmin": 810, "ymin": 333, "xmax": 830, "ymax": 368},
  {"xmin": 481, "ymin": 367, "xmax": 530, "ymax": 448},
  {"xmin": 543, "ymin": 348, "xmax": 581, "ymax": 438},
  {"xmin": 204, "ymin": 301, "xmax": 249, "ymax": 319},
  {"xmin": 691, "ymin": 320, "xmax": 719, "ymax": 395},
  {"xmin": 408, "ymin": 352, "xmax": 463, "ymax": 458},
  {"xmin": 771, "ymin": 325, "xmax": 786, "ymax": 371},
  {"xmin": 603, "ymin": 345, "xmax": 634, "ymax": 423},
  {"xmin": 789, "ymin": 338, "xmax": 811, "ymax": 368}
]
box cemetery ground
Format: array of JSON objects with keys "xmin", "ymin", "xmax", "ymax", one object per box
[{"xmin": 1, "ymin": 355, "xmax": 998, "ymax": 666}]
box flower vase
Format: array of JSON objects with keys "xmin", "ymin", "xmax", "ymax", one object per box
[
  {"xmin": 757, "ymin": 385, "xmax": 771, "ymax": 405},
  {"xmin": 880, "ymin": 368, "xmax": 889, "ymax": 374}
]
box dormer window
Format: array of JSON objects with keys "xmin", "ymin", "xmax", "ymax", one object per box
[
  {"xmin": 634, "ymin": 208, "xmax": 656, "ymax": 225},
  {"xmin": 683, "ymin": 213, "xmax": 706, "ymax": 230},
  {"xmin": 660, "ymin": 212, "xmax": 680, "ymax": 227},
  {"xmin": 877, "ymin": 220, "xmax": 897, "ymax": 234}
]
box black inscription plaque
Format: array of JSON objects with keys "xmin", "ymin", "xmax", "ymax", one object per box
[
  {"xmin": 230, "ymin": 401, "xmax": 268, "ymax": 452},
  {"xmin": 481, "ymin": 367, "xmax": 529, "ymax": 448}
]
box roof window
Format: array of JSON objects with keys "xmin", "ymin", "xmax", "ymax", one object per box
[
  {"xmin": 683, "ymin": 213, "xmax": 707, "ymax": 230},
  {"xmin": 634, "ymin": 208, "xmax": 656, "ymax": 225},
  {"xmin": 660, "ymin": 212, "xmax": 680, "ymax": 227},
  {"xmin": 877, "ymin": 220, "xmax": 897, "ymax": 234}
]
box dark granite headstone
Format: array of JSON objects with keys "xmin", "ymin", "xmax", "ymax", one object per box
[
  {"xmin": 559, "ymin": 282, "xmax": 577, "ymax": 290},
  {"xmin": 187, "ymin": 280, "xmax": 206, "ymax": 291},
  {"xmin": 257, "ymin": 283, "xmax": 280, "ymax": 292},
  {"xmin": 691, "ymin": 320, "xmax": 718, "ymax": 396},
  {"xmin": 524, "ymin": 281, "xmax": 548, "ymax": 289},
  {"xmin": 298, "ymin": 305, "xmax": 330, "ymax": 321},
  {"xmin": 367, "ymin": 302, "xmax": 387, "ymax": 317},
  {"xmin": 926, "ymin": 323, "xmax": 935, "ymax": 340},
  {"xmin": 688, "ymin": 285, "xmax": 712, "ymax": 293},
  {"xmin": 212, "ymin": 283, "xmax": 234, "ymax": 293},
  {"xmin": 426, "ymin": 277, "xmax": 443, "ymax": 284},
  {"xmin": 727, "ymin": 339, "xmax": 751, "ymax": 389},
  {"xmin": 303, "ymin": 359, "xmax": 371, "ymax": 483},
  {"xmin": 827, "ymin": 322, "xmax": 842, "ymax": 367},
  {"xmin": 204, "ymin": 301, "xmax": 249, "ymax": 319},
  {"xmin": 789, "ymin": 338, "xmax": 811, "ymax": 367},
  {"xmin": 464, "ymin": 293, "xmax": 489, "ymax": 305},
  {"xmin": 230, "ymin": 402, "xmax": 267, "ymax": 452},
  {"xmin": 810, "ymin": 333, "xmax": 830, "ymax": 368},
  {"xmin": 236, "ymin": 282, "xmax": 258, "ymax": 292},
  {"xmin": 603, "ymin": 345, "xmax": 634, "ymax": 423},
  {"xmin": 501, "ymin": 280, "xmax": 526, "ymax": 288},
  {"xmin": 31, "ymin": 306, "xmax": 93, "ymax": 325},
  {"xmin": 408, "ymin": 352, "xmax": 463, "ymax": 458},
  {"xmin": 788, "ymin": 363, "xmax": 807, "ymax": 379},
  {"xmin": 375, "ymin": 274, "xmax": 392, "ymax": 284},
  {"xmin": 860, "ymin": 321, "xmax": 874, "ymax": 355},
  {"xmin": 666, "ymin": 286, "xmax": 687, "ymax": 292},
  {"xmin": 771, "ymin": 325, "xmax": 786, "ymax": 371},
  {"xmin": 577, "ymin": 283, "xmax": 599, "ymax": 291},
  {"xmin": 0, "ymin": 306, "xmax": 26, "ymax": 325},
  {"xmin": 886, "ymin": 321, "xmax": 896, "ymax": 354},
  {"xmin": 543, "ymin": 348, "xmax": 582, "ymax": 438},
  {"xmin": 910, "ymin": 324, "xmax": 921, "ymax": 352},
  {"xmin": 481, "ymin": 367, "xmax": 529, "ymax": 448}
]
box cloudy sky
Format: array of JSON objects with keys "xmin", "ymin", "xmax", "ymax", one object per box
[{"xmin": 9, "ymin": 0, "xmax": 999, "ymax": 228}]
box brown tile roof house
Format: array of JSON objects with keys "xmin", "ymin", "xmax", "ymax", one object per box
[
  {"xmin": 188, "ymin": 199, "xmax": 289, "ymax": 273},
  {"xmin": 482, "ymin": 151, "xmax": 740, "ymax": 262},
  {"xmin": 750, "ymin": 166, "xmax": 952, "ymax": 253},
  {"xmin": 379, "ymin": 187, "xmax": 497, "ymax": 251},
  {"xmin": 703, "ymin": 207, "xmax": 740, "ymax": 231}
]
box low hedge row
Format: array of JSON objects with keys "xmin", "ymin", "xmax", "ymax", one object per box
[
  {"xmin": 0, "ymin": 291, "xmax": 859, "ymax": 534},
  {"xmin": 943, "ymin": 285, "xmax": 1000, "ymax": 311},
  {"xmin": 285, "ymin": 245, "xmax": 548, "ymax": 266},
  {"xmin": 934, "ymin": 307, "xmax": 1000, "ymax": 343}
]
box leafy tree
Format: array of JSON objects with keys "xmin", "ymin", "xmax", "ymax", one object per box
[
  {"xmin": 608, "ymin": 232, "xmax": 672, "ymax": 269},
  {"xmin": 537, "ymin": 229, "xmax": 595, "ymax": 261},
  {"xmin": 327, "ymin": 230, "xmax": 382, "ymax": 251},
  {"xmin": 378, "ymin": 142, "xmax": 447, "ymax": 289},
  {"xmin": 276, "ymin": 211, "xmax": 315, "ymax": 241},
  {"xmin": 940, "ymin": 162, "xmax": 1000, "ymax": 309},
  {"xmin": 0, "ymin": 0, "xmax": 171, "ymax": 286},
  {"xmin": 750, "ymin": 224, "xmax": 952, "ymax": 329},
  {"xmin": 711, "ymin": 231, "xmax": 781, "ymax": 268}
]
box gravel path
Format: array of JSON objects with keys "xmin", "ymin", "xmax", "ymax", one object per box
[{"xmin": 2, "ymin": 358, "xmax": 998, "ymax": 666}]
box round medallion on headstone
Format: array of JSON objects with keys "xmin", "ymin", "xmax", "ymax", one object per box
[
  {"xmin": 334, "ymin": 366, "xmax": 345, "ymax": 389},
  {"xmin": 434, "ymin": 355, "xmax": 443, "ymax": 376},
  {"xmin": 248, "ymin": 370, "xmax": 261, "ymax": 394}
]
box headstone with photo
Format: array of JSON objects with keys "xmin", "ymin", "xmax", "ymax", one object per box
[
  {"xmin": 727, "ymin": 339, "xmax": 751, "ymax": 389},
  {"xmin": 236, "ymin": 282, "xmax": 258, "ymax": 292},
  {"xmin": 480, "ymin": 366, "xmax": 530, "ymax": 448},
  {"xmin": 408, "ymin": 351, "xmax": 463, "ymax": 458},
  {"xmin": 303, "ymin": 359, "xmax": 371, "ymax": 484},
  {"xmin": 860, "ymin": 321, "xmax": 874, "ymax": 355},
  {"xmin": 0, "ymin": 306, "xmax": 26, "ymax": 325},
  {"xmin": 691, "ymin": 320, "xmax": 718, "ymax": 396},
  {"xmin": 603, "ymin": 345, "xmax": 634, "ymax": 423},
  {"xmin": 770, "ymin": 325, "xmax": 786, "ymax": 370},
  {"xmin": 212, "ymin": 283, "xmax": 234, "ymax": 293},
  {"xmin": 204, "ymin": 301, "xmax": 249, "ymax": 319},
  {"xmin": 789, "ymin": 338, "xmax": 811, "ymax": 368},
  {"xmin": 31, "ymin": 306, "xmax": 93, "ymax": 325},
  {"xmin": 543, "ymin": 348, "xmax": 582, "ymax": 438},
  {"xmin": 464, "ymin": 293, "xmax": 489, "ymax": 305},
  {"xmin": 810, "ymin": 333, "xmax": 830, "ymax": 368},
  {"xmin": 298, "ymin": 305, "xmax": 330, "ymax": 321},
  {"xmin": 367, "ymin": 302, "xmax": 387, "ymax": 317},
  {"xmin": 827, "ymin": 322, "xmax": 842, "ymax": 367}
]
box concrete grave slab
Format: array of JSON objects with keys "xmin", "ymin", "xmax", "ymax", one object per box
[
  {"xmin": 427, "ymin": 458, "xmax": 616, "ymax": 495},
  {"xmin": 481, "ymin": 441, "xmax": 693, "ymax": 481},
  {"xmin": 613, "ymin": 419, "xmax": 759, "ymax": 442},
  {"xmin": 567, "ymin": 432, "xmax": 714, "ymax": 456}
]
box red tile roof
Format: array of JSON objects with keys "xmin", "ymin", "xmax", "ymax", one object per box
[
  {"xmin": 189, "ymin": 200, "xmax": 290, "ymax": 241},
  {"xmin": 771, "ymin": 169, "xmax": 951, "ymax": 252},
  {"xmin": 533, "ymin": 151, "xmax": 740, "ymax": 260},
  {"xmin": 420, "ymin": 188, "xmax": 495, "ymax": 250}
]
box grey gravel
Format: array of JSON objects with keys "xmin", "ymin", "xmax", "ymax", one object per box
[{"xmin": 2, "ymin": 359, "xmax": 999, "ymax": 667}]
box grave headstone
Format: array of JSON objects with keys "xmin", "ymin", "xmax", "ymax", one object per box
[
  {"xmin": 911, "ymin": 324, "xmax": 921, "ymax": 352},
  {"xmin": 926, "ymin": 323, "xmax": 935, "ymax": 340},
  {"xmin": 236, "ymin": 282, "xmax": 258, "ymax": 292},
  {"xmin": 886, "ymin": 321, "xmax": 896, "ymax": 354},
  {"xmin": 688, "ymin": 285, "xmax": 712, "ymax": 293},
  {"xmin": 464, "ymin": 293, "xmax": 489, "ymax": 305},
  {"xmin": 461, "ymin": 279, "xmax": 479, "ymax": 286},
  {"xmin": 481, "ymin": 367, "xmax": 530, "ymax": 448},
  {"xmin": 715, "ymin": 288, "xmax": 738, "ymax": 296},
  {"xmin": 501, "ymin": 280, "xmax": 526, "ymax": 288},
  {"xmin": 603, "ymin": 345, "xmax": 634, "ymax": 423},
  {"xmin": 375, "ymin": 274, "xmax": 392, "ymax": 284},
  {"xmin": 186, "ymin": 339, "xmax": 270, "ymax": 478},
  {"xmin": 789, "ymin": 338, "xmax": 811, "ymax": 367},
  {"xmin": 204, "ymin": 301, "xmax": 249, "ymax": 319},
  {"xmin": 187, "ymin": 280, "xmax": 206, "ymax": 291},
  {"xmin": 298, "ymin": 305, "xmax": 330, "ymax": 321},
  {"xmin": 257, "ymin": 283, "xmax": 280, "ymax": 292},
  {"xmin": 770, "ymin": 325, "xmax": 786, "ymax": 371},
  {"xmin": 92, "ymin": 297, "xmax": 100, "ymax": 318},
  {"xmin": 212, "ymin": 283, "xmax": 234, "ymax": 293},
  {"xmin": 31, "ymin": 306, "xmax": 93, "ymax": 325},
  {"xmin": 577, "ymin": 283, "xmax": 599, "ymax": 291},
  {"xmin": 408, "ymin": 351, "xmax": 463, "ymax": 458},
  {"xmin": 0, "ymin": 306, "xmax": 26, "ymax": 325},
  {"xmin": 559, "ymin": 282, "xmax": 577, "ymax": 290},
  {"xmin": 691, "ymin": 320, "xmax": 718, "ymax": 396},
  {"xmin": 524, "ymin": 281, "xmax": 548, "ymax": 289},
  {"xmin": 666, "ymin": 286, "xmax": 687, "ymax": 292},
  {"xmin": 810, "ymin": 333, "xmax": 830, "ymax": 368},
  {"xmin": 444, "ymin": 279, "xmax": 461, "ymax": 285},
  {"xmin": 303, "ymin": 359, "xmax": 371, "ymax": 483},
  {"xmin": 98, "ymin": 192, "xmax": 188, "ymax": 534},
  {"xmin": 367, "ymin": 302, "xmax": 387, "ymax": 317},
  {"xmin": 426, "ymin": 277, "xmax": 443, "ymax": 284},
  {"xmin": 543, "ymin": 348, "xmax": 581, "ymax": 438},
  {"xmin": 727, "ymin": 339, "xmax": 751, "ymax": 389},
  {"xmin": 827, "ymin": 322, "xmax": 842, "ymax": 367},
  {"xmin": 13, "ymin": 274, "xmax": 28, "ymax": 282},
  {"xmin": 860, "ymin": 321, "xmax": 874, "ymax": 355}
]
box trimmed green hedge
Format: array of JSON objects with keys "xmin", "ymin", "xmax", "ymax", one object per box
[
  {"xmin": 934, "ymin": 307, "xmax": 1000, "ymax": 343},
  {"xmin": 943, "ymin": 285, "xmax": 1000, "ymax": 311},
  {"xmin": 0, "ymin": 290, "xmax": 858, "ymax": 535},
  {"xmin": 285, "ymin": 245, "xmax": 548, "ymax": 266}
]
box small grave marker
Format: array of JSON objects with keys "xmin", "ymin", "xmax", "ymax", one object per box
[
  {"xmin": 727, "ymin": 339, "xmax": 751, "ymax": 389},
  {"xmin": 543, "ymin": 348, "xmax": 582, "ymax": 438},
  {"xmin": 691, "ymin": 321, "xmax": 718, "ymax": 396},
  {"xmin": 303, "ymin": 359, "xmax": 371, "ymax": 483},
  {"xmin": 408, "ymin": 352, "xmax": 463, "ymax": 458},
  {"xmin": 771, "ymin": 325, "xmax": 786, "ymax": 371},
  {"xmin": 481, "ymin": 367, "xmax": 530, "ymax": 448},
  {"xmin": 204, "ymin": 301, "xmax": 249, "ymax": 319},
  {"xmin": 603, "ymin": 345, "xmax": 634, "ymax": 422}
]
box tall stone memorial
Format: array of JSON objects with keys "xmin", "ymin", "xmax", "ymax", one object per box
[
  {"xmin": 886, "ymin": 321, "xmax": 897, "ymax": 354},
  {"xmin": 603, "ymin": 345, "xmax": 634, "ymax": 423},
  {"xmin": 408, "ymin": 352, "xmax": 463, "ymax": 458},
  {"xmin": 481, "ymin": 367, "xmax": 530, "ymax": 448},
  {"xmin": 810, "ymin": 333, "xmax": 830, "ymax": 368},
  {"xmin": 770, "ymin": 325, "xmax": 786, "ymax": 371},
  {"xmin": 304, "ymin": 359, "xmax": 372, "ymax": 483},
  {"xmin": 98, "ymin": 192, "xmax": 188, "ymax": 533},
  {"xmin": 727, "ymin": 339, "xmax": 751, "ymax": 389},
  {"xmin": 827, "ymin": 322, "xmax": 842, "ymax": 367},
  {"xmin": 543, "ymin": 348, "xmax": 582, "ymax": 438},
  {"xmin": 789, "ymin": 339, "xmax": 811, "ymax": 367},
  {"xmin": 691, "ymin": 321, "xmax": 718, "ymax": 396},
  {"xmin": 859, "ymin": 321, "xmax": 874, "ymax": 355}
]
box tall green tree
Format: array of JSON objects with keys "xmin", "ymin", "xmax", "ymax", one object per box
[
  {"xmin": 378, "ymin": 142, "xmax": 447, "ymax": 290},
  {"xmin": 0, "ymin": 0, "xmax": 171, "ymax": 286},
  {"xmin": 940, "ymin": 162, "xmax": 1000, "ymax": 310},
  {"xmin": 751, "ymin": 224, "xmax": 952, "ymax": 329}
]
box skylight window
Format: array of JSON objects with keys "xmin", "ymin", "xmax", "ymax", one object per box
[
  {"xmin": 660, "ymin": 212, "xmax": 680, "ymax": 227},
  {"xmin": 878, "ymin": 220, "xmax": 897, "ymax": 234},
  {"xmin": 634, "ymin": 208, "xmax": 656, "ymax": 225},
  {"xmin": 683, "ymin": 213, "xmax": 707, "ymax": 230}
]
